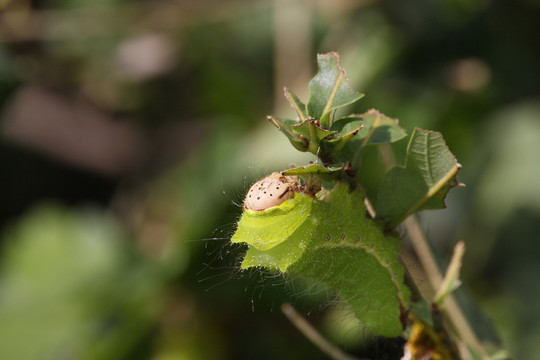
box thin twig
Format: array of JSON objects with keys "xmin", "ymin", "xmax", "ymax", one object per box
[
  {"xmin": 281, "ymin": 303, "xmax": 366, "ymax": 360},
  {"xmin": 403, "ymin": 217, "xmax": 489, "ymax": 359},
  {"xmin": 434, "ymin": 241, "xmax": 465, "ymax": 305}
]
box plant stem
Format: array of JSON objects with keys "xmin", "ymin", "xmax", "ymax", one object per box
[
  {"xmin": 434, "ymin": 241, "xmax": 465, "ymax": 305},
  {"xmin": 281, "ymin": 303, "xmax": 366, "ymax": 360},
  {"xmin": 403, "ymin": 216, "xmax": 489, "ymax": 359}
]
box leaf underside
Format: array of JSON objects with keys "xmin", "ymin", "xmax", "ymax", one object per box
[{"xmin": 232, "ymin": 183, "xmax": 410, "ymax": 337}]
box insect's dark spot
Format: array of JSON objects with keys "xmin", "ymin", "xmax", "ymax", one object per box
[
  {"xmin": 257, "ymin": 197, "xmax": 260, "ymax": 200},
  {"xmin": 249, "ymin": 195, "xmax": 252, "ymax": 198},
  {"xmin": 269, "ymin": 194, "xmax": 273, "ymax": 196},
  {"xmin": 264, "ymin": 191, "xmax": 267, "ymax": 194}
]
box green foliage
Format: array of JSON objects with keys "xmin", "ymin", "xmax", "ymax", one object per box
[
  {"xmin": 233, "ymin": 183, "xmax": 410, "ymax": 336},
  {"xmin": 306, "ymin": 52, "xmax": 364, "ymax": 127},
  {"xmin": 282, "ymin": 163, "xmax": 344, "ymax": 180},
  {"xmin": 269, "ymin": 53, "xmax": 367, "ymax": 160},
  {"xmin": 2, "ymin": 0, "xmax": 536, "ymax": 358},
  {"xmin": 376, "ymin": 129, "xmax": 462, "ymax": 229},
  {"xmin": 333, "ymin": 110, "xmax": 407, "ymax": 165},
  {"xmin": 270, "ymin": 54, "xmax": 407, "ymax": 165},
  {"xmin": 231, "ymin": 193, "xmax": 314, "ymax": 271},
  {"xmin": 231, "ymin": 52, "xmax": 462, "ymax": 339}
]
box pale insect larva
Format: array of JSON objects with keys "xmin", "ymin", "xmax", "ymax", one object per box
[{"xmin": 244, "ymin": 172, "xmax": 300, "ymax": 211}]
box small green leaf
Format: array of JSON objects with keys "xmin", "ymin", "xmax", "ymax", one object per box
[
  {"xmin": 340, "ymin": 110, "xmax": 406, "ymax": 153},
  {"xmin": 329, "ymin": 111, "xmax": 407, "ymax": 165},
  {"xmin": 231, "ymin": 193, "xmax": 314, "ymax": 252},
  {"xmin": 376, "ymin": 128, "xmax": 462, "ymax": 228},
  {"xmin": 284, "ymin": 87, "xmax": 307, "ymax": 122},
  {"xmin": 322, "ymin": 132, "xmax": 360, "ymax": 153},
  {"xmin": 282, "ymin": 163, "xmax": 343, "ymax": 176},
  {"xmin": 323, "ymin": 116, "xmax": 363, "ymax": 152},
  {"xmin": 283, "ymin": 163, "xmax": 345, "ymax": 184},
  {"xmin": 306, "ymin": 52, "xmax": 364, "ymax": 127},
  {"xmin": 292, "ymin": 119, "xmax": 337, "ymax": 154},
  {"xmin": 329, "ymin": 116, "xmax": 364, "ymax": 135},
  {"xmin": 239, "ymin": 217, "xmax": 315, "ymax": 272},
  {"xmin": 267, "ymin": 116, "xmax": 308, "ymax": 151},
  {"xmin": 357, "ymin": 109, "xmax": 407, "ymax": 146}
]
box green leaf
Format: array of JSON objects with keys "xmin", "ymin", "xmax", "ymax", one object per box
[
  {"xmin": 329, "ymin": 116, "xmax": 364, "ymax": 135},
  {"xmin": 376, "ymin": 128, "xmax": 462, "ymax": 228},
  {"xmin": 345, "ymin": 110, "xmax": 406, "ymax": 153},
  {"xmin": 284, "ymin": 87, "xmax": 307, "ymax": 122},
  {"xmin": 323, "ymin": 116, "xmax": 363, "ymax": 152},
  {"xmin": 283, "ymin": 163, "xmax": 345, "ymax": 184},
  {"xmin": 356, "ymin": 109, "xmax": 407, "ymax": 146},
  {"xmin": 239, "ymin": 215, "xmax": 316, "ymax": 272},
  {"xmin": 306, "ymin": 52, "xmax": 364, "ymax": 127},
  {"xmin": 288, "ymin": 183, "xmax": 409, "ymax": 337},
  {"xmin": 232, "ymin": 182, "xmax": 410, "ymax": 336},
  {"xmin": 292, "ymin": 119, "xmax": 337, "ymax": 154},
  {"xmin": 291, "ymin": 119, "xmax": 336, "ymax": 141},
  {"xmin": 329, "ymin": 111, "xmax": 407, "ymax": 165},
  {"xmin": 231, "ymin": 193, "xmax": 314, "ymax": 253},
  {"xmin": 282, "ymin": 163, "xmax": 343, "ymax": 176},
  {"xmin": 267, "ymin": 115, "xmax": 308, "ymax": 152}
]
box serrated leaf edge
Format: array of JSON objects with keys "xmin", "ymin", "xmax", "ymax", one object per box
[
  {"xmin": 391, "ymin": 129, "xmax": 462, "ymax": 226},
  {"xmin": 308, "ymin": 52, "xmax": 364, "ymax": 126},
  {"xmin": 361, "ymin": 109, "xmax": 404, "ymax": 147}
]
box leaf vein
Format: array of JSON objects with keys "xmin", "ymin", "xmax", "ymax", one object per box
[
  {"xmin": 322, "ymin": 71, "xmax": 344, "ymax": 116},
  {"xmin": 314, "ymin": 242, "xmax": 406, "ymax": 305}
]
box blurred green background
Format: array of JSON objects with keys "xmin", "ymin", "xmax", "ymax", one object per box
[{"xmin": 0, "ymin": 0, "xmax": 539, "ymax": 359}]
